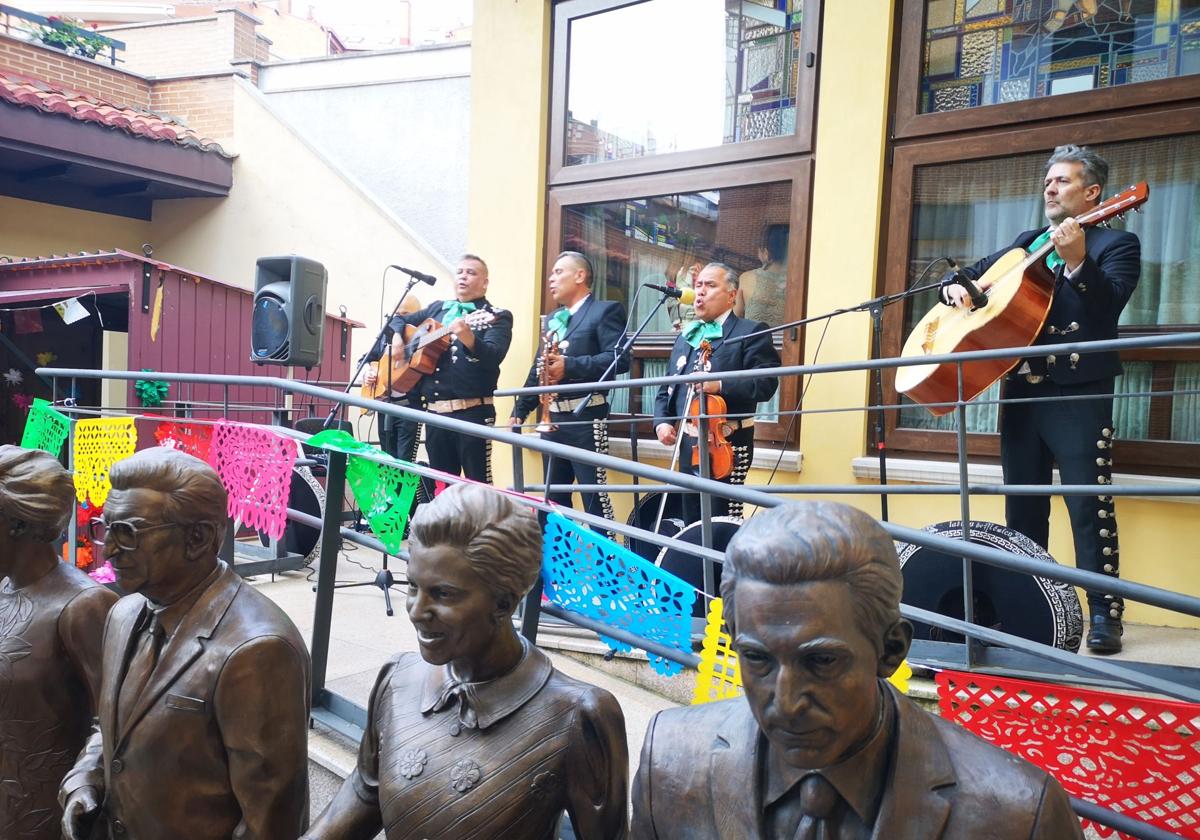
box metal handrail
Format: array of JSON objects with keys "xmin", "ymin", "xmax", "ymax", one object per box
[{"xmin": 0, "ymin": 4, "xmax": 125, "ymax": 65}]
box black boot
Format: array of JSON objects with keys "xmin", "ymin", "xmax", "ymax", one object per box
[{"xmin": 1087, "ymin": 614, "xmax": 1123, "ymax": 654}]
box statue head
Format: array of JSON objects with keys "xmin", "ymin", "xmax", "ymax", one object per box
[
  {"xmin": 406, "ymin": 483, "xmax": 541, "ymax": 670},
  {"xmin": 103, "ymin": 447, "xmax": 227, "ymax": 602},
  {"xmin": 722, "ymin": 501, "xmax": 912, "ymax": 769},
  {"xmin": 0, "ymin": 445, "xmax": 75, "ymax": 575}
]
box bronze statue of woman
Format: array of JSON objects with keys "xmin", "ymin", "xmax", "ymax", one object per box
[
  {"xmin": 305, "ymin": 482, "xmax": 630, "ymax": 839},
  {"xmin": 0, "ymin": 445, "xmax": 116, "ymax": 837}
]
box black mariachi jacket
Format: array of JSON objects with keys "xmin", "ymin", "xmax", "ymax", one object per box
[
  {"xmin": 652, "ymin": 312, "xmax": 780, "ymax": 428},
  {"xmin": 956, "ymin": 226, "xmax": 1141, "ymax": 385},
  {"xmin": 512, "ymin": 296, "xmax": 630, "ymax": 420},
  {"xmin": 382, "ymin": 297, "xmax": 513, "ymax": 403}
]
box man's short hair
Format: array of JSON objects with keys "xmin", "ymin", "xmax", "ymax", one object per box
[
  {"xmin": 1046, "ymin": 144, "xmax": 1109, "ymax": 195},
  {"xmin": 0, "ymin": 444, "xmax": 75, "ymax": 542},
  {"xmin": 704, "ymin": 262, "xmax": 740, "ymax": 290},
  {"xmin": 109, "ymin": 447, "xmax": 229, "ymax": 554},
  {"xmin": 722, "ymin": 501, "xmax": 902, "ymax": 649},
  {"xmin": 409, "ymin": 483, "xmax": 541, "ymax": 612},
  {"xmin": 459, "ymin": 253, "xmax": 489, "ymax": 274},
  {"xmin": 557, "ymin": 250, "xmax": 594, "ymax": 287}
]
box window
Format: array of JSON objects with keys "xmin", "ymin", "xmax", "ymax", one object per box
[
  {"xmin": 548, "ymin": 0, "xmax": 820, "ymax": 449},
  {"xmin": 549, "ymin": 0, "xmax": 820, "ymax": 184},
  {"xmin": 893, "ymin": 0, "xmax": 1200, "ymax": 138},
  {"xmin": 882, "ymin": 120, "xmax": 1200, "ymax": 473}
]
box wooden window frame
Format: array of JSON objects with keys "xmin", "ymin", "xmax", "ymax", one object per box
[
  {"xmin": 892, "ymin": 0, "xmax": 1200, "ymax": 141},
  {"xmin": 546, "ymin": 156, "xmax": 814, "ymax": 446},
  {"xmin": 548, "ymin": 0, "xmax": 822, "ymax": 186},
  {"xmin": 880, "ymin": 104, "xmax": 1200, "ymax": 475}
]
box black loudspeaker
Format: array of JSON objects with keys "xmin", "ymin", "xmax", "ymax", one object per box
[{"xmin": 251, "ymin": 255, "xmax": 327, "ymax": 368}]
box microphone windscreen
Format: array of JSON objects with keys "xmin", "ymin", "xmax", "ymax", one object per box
[{"xmin": 678, "ymin": 287, "xmax": 696, "ymax": 305}]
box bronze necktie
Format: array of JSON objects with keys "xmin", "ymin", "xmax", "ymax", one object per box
[
  {"xmin": 118, "ymin": 611, "xmax": 164, "ymax": 729},
  {"xmin": 792, "ymin": 773, "xmax": 839, "ymax": 840}
]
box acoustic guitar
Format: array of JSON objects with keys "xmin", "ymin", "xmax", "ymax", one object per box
[
  {"xmin": 896, "ymin": 182, "xmax": 1148, "ymax": 416},
  {"xmin": 363, "ymin": 309, "xmax": 495, "ymax": 401}
]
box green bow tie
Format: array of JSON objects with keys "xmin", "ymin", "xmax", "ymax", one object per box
[
  {"xmin": 683, "ymin": 319, "xmax": 723, "ymax": 349},
  {"xmin": 442, "ymin": 300, "xmax": 477, "ymax": 323},
  {"xmin": 1028, "ymin": 229, "xmax": 1065, "ymax": 272},
  {"xmin": 547, "ymin": 308, "xmax": 570, "ymax": 341}
]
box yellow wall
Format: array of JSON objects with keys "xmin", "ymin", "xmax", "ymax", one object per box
[
  {"xmin": 466, "ymin": 0, "xmax": 552, "ymax": 491},
  {"xmin": 151, "ymin": 77, "xmax": 453, "ymax": 365},
  {"xmin": 0, "ymin": 196, "xmax": 152, "ymax": 258},
  {"xmin": 467, "ymin": 0, "xmax": 1200, "ymax": 629}
]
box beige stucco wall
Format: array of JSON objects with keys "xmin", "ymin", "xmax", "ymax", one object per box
[
  {"xmin": 150, "ymin": 76, "xmax": 454, "ymax": 366},
  {"xmin": 0, "ymin": 196, "xmax": 152, "ymax": 258}
]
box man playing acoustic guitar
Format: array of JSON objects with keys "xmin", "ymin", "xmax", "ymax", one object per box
[
  {"xmin": 367, "ymin": 254, "xmax": 513, "ymax": 483},
  {"xmin": 941, "ymin": 145, "xmax": 1141, "ymax": 654}
]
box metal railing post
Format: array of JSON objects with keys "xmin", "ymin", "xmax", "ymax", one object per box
[
  {"xmin": 310, "ymin": 450, "xmax": 347, "ymax": 707},
  {"xmin": 955, "ymin": 362, "xmax": 976, "ymax": 668}
]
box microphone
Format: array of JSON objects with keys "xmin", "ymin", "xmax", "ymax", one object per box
[
  {"xmin": 644, "ymin": 283, "xmax": 696, "ymax": 304},
  {"xmin": 391, "ymin": 265, "xmax": 437, "ymax": 285},
  {"xmin": 940, "ymin": 259, "xmax": 988, "ymax": 310}
]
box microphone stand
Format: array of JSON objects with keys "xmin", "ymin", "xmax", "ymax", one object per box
[
  {"xmin": 321, "ymin": 272, "xmax": 420, "ymax": 431},
  {"xmin": 315, "ymin": 269, "xmax": 421, "ymax": 617},
  {"xmin": 726, "ymin": 272, "xmax": 948, "ymax": 523}
]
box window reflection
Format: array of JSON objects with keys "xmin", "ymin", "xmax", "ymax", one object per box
[{"xmin": 566, "ymin": 0, "xmax": 804, "ymax": 166}]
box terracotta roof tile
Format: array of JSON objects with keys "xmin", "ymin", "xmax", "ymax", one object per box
[{"xmin": 0, "ymin": 71, "xmax": 234, "ymax": 158}]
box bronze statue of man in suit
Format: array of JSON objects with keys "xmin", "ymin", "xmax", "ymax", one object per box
[
  {"xmin": 305, "ymin": 482, "xmax": 629, "ymax": 840},
  {"xmin": 0, "ymin": 446, "xmax": 116, "ymax": 838},
  {"xmin": 59, "ymin": 447, "xmax": 311, "ymax": 840},
  {"xmin": 632, "ymin": 501, "xmax": 1084, "ymax": 839}
]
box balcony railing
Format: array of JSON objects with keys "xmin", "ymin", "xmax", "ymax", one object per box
[{"xmin": 0, "ymin": 4, "xmax": 125, "ymax": 66}]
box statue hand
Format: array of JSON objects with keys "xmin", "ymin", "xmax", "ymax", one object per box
[{"xmin": 62, "ymin": 785, "xmax": 101, "ymax": 840}]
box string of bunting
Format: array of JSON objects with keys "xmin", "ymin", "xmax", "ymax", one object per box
[
  {"xmin": 307, "ymin": 429, "xmax": 420, "ymax": 555},
  {"xmin": 542, "ymin": 512, "xmax": 695, "ymax": 676},
  {"xmin": 73, "ymin": 416, "xmax": 137, "ymax": 506},
  {"xmin": 153, "ymin": 417, "xmax": 213, "ymax": 461},
  {"xmin": 19, "ymin": 398, "xmax": 70, "ymax": 457},
  {"xmin": 207, "ymin": 420, "xmax": 297, "ymax": 541}
]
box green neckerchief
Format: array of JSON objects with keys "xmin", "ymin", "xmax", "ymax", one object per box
[
  {"xmin": 683, "ymin": 319, "xmax": 723, "ymax": 349},
  {"xmin": 547, "ymin": 307, "xmax": 570, "ymax": 341},
  {"xmin": 1028, "ymin": 228, "xmax": 1065, "ymax": 272},
  {"xmin": 441, "ymin": 299, "xmax": 478, "ymax": 323}
]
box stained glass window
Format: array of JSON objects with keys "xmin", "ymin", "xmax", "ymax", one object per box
[
  {"xmin": 920, "ymin": 0, "xmax": 1200, "ymax": 114},
  {"xmin": 896, "ymin": 135, "xmax": 1200, "ymax": 443},
  {"xmin": 565, "ymin": 0, "xmax": 804, "ymax": 165}
]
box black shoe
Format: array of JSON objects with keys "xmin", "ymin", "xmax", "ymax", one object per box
[{"xmin": 1087, "ymin": 615, "xmax": 1123, "ymax": 654}]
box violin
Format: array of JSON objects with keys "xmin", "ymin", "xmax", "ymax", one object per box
[{"xmin": 686, "ymin": 339, "xmax": 733, "ymax": 481}]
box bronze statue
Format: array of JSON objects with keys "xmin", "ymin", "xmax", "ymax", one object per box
[
  {"xmin": 58, "ymin": 447, "xmax": 311, "ymax": 840},
  {"xmin": 304, "ymin": 482, "xmax": 629, "ymax": 840},
  {"xmin": 0, "ymin": 446, "xmax": 117, "ymax": 838},
  {"xmin": 631, "ymin": 501, "xmax": 1084, "ymax": 839}
]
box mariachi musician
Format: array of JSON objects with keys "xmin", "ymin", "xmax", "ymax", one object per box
[
  {"xmin": 380, "ymin": 254, "xmax": 513, "ymax": 483},
  {"xmin": 940, "ymin": 144, "xmax": 1140, "ymax": 654},
  {"xmin": 509, "ymin": 251, "xmax": 628, "ymax": 521},
  {"xmin": 653, "ymin": 261, "xmax": 780, "ymax": 524}
]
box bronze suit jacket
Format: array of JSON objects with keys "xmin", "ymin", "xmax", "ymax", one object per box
[
  {"xmin": 631, "ymin": 684, "xmax": 1083, "ymax": 840},
  {"xmin": 60, "ymin": 562, "xmax": 311, "ymax": 840}
]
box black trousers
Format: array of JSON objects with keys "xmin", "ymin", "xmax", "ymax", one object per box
[
  {"xmin": 378, "ymin": 408, "xmax": 420, "ymax": 462},
  {"xmin": 1001, "ymin": 376, "xmax": 1121, "ymax": 617},
  {"xmin": 679, "ymin": 426, "xmax": 754, "ymax": 524},
  {"xmin": 539, "ymin": 403, "xmax": 614, "ymax": 521},
  {"xmin": 424, "ymin": 403, "xmax": 495, "ymax": 483}
]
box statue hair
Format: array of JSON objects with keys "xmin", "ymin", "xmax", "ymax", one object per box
[
  {"xmin": 108, "ymin": 447, "xmax": 228, "ymax": 554},
  {"xmin": 409, "ymin": 483, "xmax": 541, "ymax": 612},
  {"xmin": 722, "ymin": 501, "xmax": 903, "ymax": 649},
  {"xmin": 0, "ymin": 445, "xmax": 75, "ymax": 542}
]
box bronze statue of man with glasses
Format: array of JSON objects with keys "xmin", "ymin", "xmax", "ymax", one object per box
[{"xmin": 60, "ymin": 447, "xmax": 312, "ymax": 840}]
